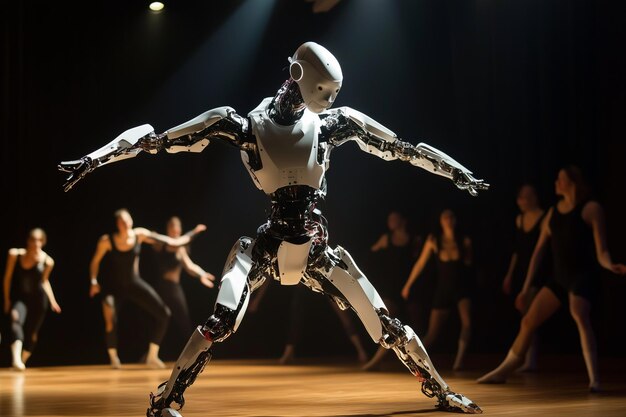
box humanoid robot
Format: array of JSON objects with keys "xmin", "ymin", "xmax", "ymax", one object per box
[{"xmin": 60, "ymin": 42, "xmax": 488, "ymax": 416}]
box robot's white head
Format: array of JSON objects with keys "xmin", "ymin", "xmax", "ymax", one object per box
[{"xmin": 289, "ymin": 42, "xmax": 343, "ymax": 114}]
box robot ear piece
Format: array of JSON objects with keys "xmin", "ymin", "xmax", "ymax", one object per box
[{"xmin": 290, "ymin": 61, "xmax": 304, "ymax": 82}]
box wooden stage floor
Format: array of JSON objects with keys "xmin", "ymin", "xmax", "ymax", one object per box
[{"xmin": 1, "ymin": 358, "xmax": 625, "ymax": 417}]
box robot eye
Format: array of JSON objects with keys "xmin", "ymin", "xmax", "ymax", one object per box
[{"xmin": 318, "ymin": 86, "xmax": 323, "ymax": 91}]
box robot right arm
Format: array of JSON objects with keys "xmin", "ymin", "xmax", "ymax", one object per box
[
  {"xmin": 320, "ymin": 107, "xmax": 489, "ymax": 196},
  {"xmin": 58, "ymin": 107, "xmax": 251, "ymax": 191}
]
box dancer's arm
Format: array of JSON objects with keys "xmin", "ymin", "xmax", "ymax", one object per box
[
  {"xmin": 515, "ymin": 210, "xmax": 552, "ymax": 311},
  {"xmin": 583, "ymin": 201, "xmax": 626, "ymax": 274},
  {"xmin": 137, "ymin": 225, "xmax": 206, "ymax": 247},
  {"xmin": 180, "ymin": 247, "xmax": 215, "ymax": 288},
  {"xmin": 502, "ymin": 215, "xmax": 521, "ymax": 295},
  {"xmin": 3, "ymin": 249, "xmax": 19, "ymax": 313},
  {"xmin": 402, "ymin": 235, "xmax": 436, "ymax": 300},
  {"xmin": 89, "ymin": 235, "xmax": 111, "ymax": 297},
  {"xmin": 41, "ymin": 255, "xmax": 61, "ymax": 313},
  {"xmin": 370, "ymin": 234, "xmax": 388, "ymax": 252}
]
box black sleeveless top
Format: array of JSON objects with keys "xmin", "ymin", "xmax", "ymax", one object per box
[
  {"xmin": 101, "ymin": 233, "xmax": 141, "ymax": 294},
  {"xmin": 549, "ymin": 201, "xmax": 597, "ymax": 287},
  {"xmin": 12, "ymin": 254, "xmax": 46, "ymax": 298},
  {"xmin": 431, "ymin": 235, "xmax": 472, "ymax": 308},
  {"xmin": 156, "ymin": 246, "xmax": 183, "ymax": 277},
  {"xmin": 435, "ymin": 235, "xmax": 469, "ymax": 288},
  {"xmin": 511, "ymin": 212, "xmax": 548, "ymax": 295},
  {"xmin": 379, "ymin": 233, "xmax": 415, "ymax": 300}
]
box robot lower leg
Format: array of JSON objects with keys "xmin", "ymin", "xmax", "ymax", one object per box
[
  {"xmin": 147, "ymin": 305, "xmax": 237, "ymax": 417},
  {"xmin": 377, "ymin": 311, "xmax": 482, "ymax": 413}
]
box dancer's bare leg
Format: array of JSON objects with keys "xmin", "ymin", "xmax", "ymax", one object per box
[
  {"xmin": 569, "ymin": 293, "xmax": 600, "ymax": 392},
  {"xmin": 453, "ymin": 298, "xmax": 471, "ymax": 371},
  {"xmin": 477, "ymin": 287, "xmax": 560, "ymax": 383}
]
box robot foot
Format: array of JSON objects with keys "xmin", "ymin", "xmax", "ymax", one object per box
[
  {"xmin": 160, "ymin": 408, "xmax": 183, "ymax": 417},
  {"xmin": 437, "ymin": 391, "xmax": 482, "ymax": 414},
  {"xmin": 146, "ymin": 407, "xmax": 182, "ymax": 417},
  {"xmin": 147, "ymin": 382, "xmax": 184, "ymax": 417}
]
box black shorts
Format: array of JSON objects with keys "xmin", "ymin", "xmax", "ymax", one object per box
[
  {"xmin": 543, "ymin": 276, "xmax": 598, "ymax": 305},
  {"xmin": 431, "ymin": 284, "xmax": 471, "ymax": 310}
]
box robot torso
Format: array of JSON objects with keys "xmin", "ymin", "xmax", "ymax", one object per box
[{"xmin": 242, "ymin": 98, "xmax": 325, "ymax": 195}]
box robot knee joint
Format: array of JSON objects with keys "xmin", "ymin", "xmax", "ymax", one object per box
[
  {"xmin": 377, "ymin": 310, "xmax": 410, "ymax": 349},
  {"xmin": 203, "ymin": 304, "xmax": 237, "ymax": 342}
]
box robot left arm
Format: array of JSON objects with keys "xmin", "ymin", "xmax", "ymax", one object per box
[
  {"xmin": 322, "ymin": 107, "xmax": 489, "ymax": 196},
  {"xmin": 58, "ymin": 107, "xmax": 249, "ymax": 191}
]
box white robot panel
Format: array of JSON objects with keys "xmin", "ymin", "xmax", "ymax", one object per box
[
  {"xmin": 277, "ymin": 240, "xmax": 313, "ymax": 285},
  {"xmin": 289, "ymin": 42, "xmax": 343, "ymax": 114},
  {"xmin": 244, "ymin": 98, "xmax": 325, "ymax": 194}
]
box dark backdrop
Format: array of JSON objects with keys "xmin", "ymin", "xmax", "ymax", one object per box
[{"xmin": 1, "ymin": 0, "xmax": 625, "ymax": 366}]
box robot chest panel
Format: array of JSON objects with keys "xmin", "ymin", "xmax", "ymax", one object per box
[{"xmin": 248, "ymin": 111, "xmax": 325, "ymax": 194}]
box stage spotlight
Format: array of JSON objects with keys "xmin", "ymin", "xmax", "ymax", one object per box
[{"xmin": 149, "ymin": 2, "xmax": 165, "ymax": 12}]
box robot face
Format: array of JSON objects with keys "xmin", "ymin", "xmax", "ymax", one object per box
[{"xmin": 289, "ymin": 42, "xmax": 343, "ymax": 114}]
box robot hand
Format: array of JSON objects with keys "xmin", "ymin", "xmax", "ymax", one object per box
[
  {"xmin": 452, "ymin": 168, "xmax": 489, "ymax": 196},
  {"xmin": 58, "ymin": 124, "xmax": 157, "ymax": 192},
  {"xmin": 58, "ymin": 157, "xmax": 98, "ymax": 192}
]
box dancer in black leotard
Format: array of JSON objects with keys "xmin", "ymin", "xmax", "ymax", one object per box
[
  {"xmin": 372, "ymin": 211, "xmax": 417, "ymax": 309},
  {"xmin": 502, "ymin": 184, "xmax": 548, "ymax": 371},
  {"xmin": 3, "ymin": 228, "xmax": 61, "ymax": 370},
  {"xmin": 402, "ymin": 209, "xmax": 473, "ymax": 371},
  {"xmin": 478, "ymin": 166, "xmax": 626, "ymax": 391},
  {"xmin": 89, "ymin": 209, "xmax": 205, "ymax": 368},
  {"xmin": 503, "ymin": 185, "xmax": 547, "ymax": 298},
  {"xmin": 154, "ymin": 216, "xmax": 215, "ymax": 341},
  {"xmin": 362, "ymin": 210, "xmax": 418, "ymax": 370}
]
